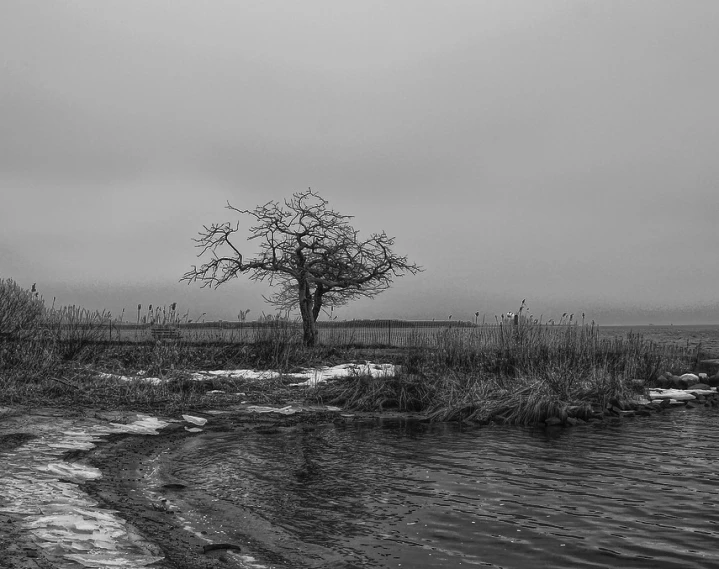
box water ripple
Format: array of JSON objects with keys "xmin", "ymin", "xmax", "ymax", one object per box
[{"xmin": 169, "ymin": 409, "xmax": 719, "ymax": 568}]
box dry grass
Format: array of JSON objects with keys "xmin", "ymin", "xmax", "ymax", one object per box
[{"xmin": 0, "ymin": 283, "xmax": 701, "ymax": 422}]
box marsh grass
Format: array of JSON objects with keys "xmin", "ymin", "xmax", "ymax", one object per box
[
  {"xmin": 312, "ymin": 317, "xmax": 698, "ymax": 424},
  {"xmin": 0, "ymin": 283, "xmax": 703, "ymax": 421}
]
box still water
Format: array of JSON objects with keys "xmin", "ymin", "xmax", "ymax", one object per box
[{"xmin": 163, "ymin": 409, "xmax": 719, "ymax": 568}]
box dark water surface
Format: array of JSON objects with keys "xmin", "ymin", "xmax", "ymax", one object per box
[{"xmin": 164, "ymin": 409, "xmax": 719, "ymax": 568}]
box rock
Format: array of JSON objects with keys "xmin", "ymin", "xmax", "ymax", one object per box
[
  {"xmin": 545, "ymin": 416, "xmax": 563, "ymax": 427},
  {"xmin": 655, "ymin": 375, "xmax": 671, "ymax": 388},
  {"xmin": 699, "ymin": 373, "xmax": 708, "ymax": 379},
  {"xmin": 670, "ymin": 376, "xmax": 690, "ymax": 389},
  {"xmin": 696, "ymin": 359, "xmax": 719, "ymax": 376},
  {"xmin": 680, "ymin": 373, "xmax": 700, "ymax": 382},
  {"xmin": 685, "ymin": 402, "xmax": 697, "ymax": 409},
  {"xmin": 688, "ymin": 383, "xmax": 711, "ymax": 390},
  {"xmin": 566, "ymin": 417, "xmax": 585, "ymax": 426},
  {"xmin": 636, "ymin": 408, "xmax": 652, "ymax": 417},
  {"xmin": 705, "ymin": 374, "xmax": 719, "ymax": 387},
  {"xmin": 567, "ymin": 406, "xmax": 592, "ymax": 420}
]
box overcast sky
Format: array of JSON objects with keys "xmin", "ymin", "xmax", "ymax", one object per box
[{"xmin": 2, "ymin": 0, "xmax": 718, "ymax": 325}]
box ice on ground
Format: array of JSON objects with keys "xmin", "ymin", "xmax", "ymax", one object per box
[
  {"xmin": 648, "ymin": 388, "xmax": 718, "ymax": 401},
  {"xmin": 107, "ymin": 415, "xmax": 169, "ymax": 435},
  {"xmin": 0, "ymin": 414, "xmax": 169, "ymax": 566},
  {"xmin": 38, "ymin": 463, "xmax": 103, "ymax": 483},
  {"xmin": 287, "ymin": 362, "xmax": 397, "ymax": 387},
  {"xmin": 182, "ymin": 414, "xmax": 207, "ymax": 426},
  {"xmin": 64, "ymin": 552, "xmax": 165, "ymax": 567},
  {"xmin": 205, "ymin": 369, "xmax": 281, "ymax": 380},
  {"xmin": 96, "ymin": 362, "xmax": 397, "ymax": 388},
  {"xmin": 650, "ymin": 386, "xmax": 717, "ymax": 399},
  {"xmin": 246, "ymin": 405, "xmax": 298, "ymax": 415},
  {"xmin": 96, "ymin": 371, "xmax": 163, "ymax": 385}
]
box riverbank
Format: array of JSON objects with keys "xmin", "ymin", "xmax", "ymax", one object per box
[
  {"xmin": 1, "ymin": 323, "xmax": 717, "ymax": 567},
  {"xmin": 3, "ymin": 377, "xmax": 719, "ymax": 569}
]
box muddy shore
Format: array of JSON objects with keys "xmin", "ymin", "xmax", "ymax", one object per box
[{"xmin": 0, "ymin": 405, "xmax": 420, "ymax": 569}]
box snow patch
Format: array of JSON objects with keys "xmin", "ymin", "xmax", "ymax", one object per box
[
  {"xmin": 287, "ymin": 362, "xmax": 397, "ymax": 387},
  {"xmin": 0, "ymin": 414, "xmax": 169, "ymax": 566},
  {"xmin": 648, "ymin": 387, "xmax": 717, "ymax": 401},
  {"xmin": 96, "ymin": 362, "xmax": 396, "ymax": 388}
]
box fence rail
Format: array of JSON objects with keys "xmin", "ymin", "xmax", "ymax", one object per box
[
  {"xmin": 1, "ymin": 321, "xmax": 706, "ymax": 355},
  {"xmin": 108, "ymin": 320, "xmax": 481, "ymax": 346},
  {"xmin": 0, "ymin": 320, "xmax": 504, "ymax": 347}
]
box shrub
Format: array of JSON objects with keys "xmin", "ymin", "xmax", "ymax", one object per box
[
  {"xmin": 0, "ymin": 279, "xmax": 49, "ymax": 371},
  {"xmin": 0, "ymin": 279, "xmax": 45, "ymax": 340}
]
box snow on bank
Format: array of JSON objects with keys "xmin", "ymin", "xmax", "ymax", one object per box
[
  {"xmin": 648, "ymin": 387, "xmax": 717, "ymax": 401},
  {"xmin": 96, "ymin": 362, "xmax": 397, "ymax": 388},
  {"xmin": 0, "ymin": 414, "xmax": 168, "ymax": 567}
]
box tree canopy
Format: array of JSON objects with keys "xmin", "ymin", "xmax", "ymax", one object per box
[{"xmin": 182, "ymin": 189, "xmax": 422, "ymax": 345}]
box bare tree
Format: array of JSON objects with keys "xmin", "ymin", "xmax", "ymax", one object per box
[{"xmin": 181, "ymin": 189, "xmax": 422, "ymax": 346}]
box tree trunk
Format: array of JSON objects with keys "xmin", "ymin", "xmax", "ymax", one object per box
[
  {"xmin": 298, "ymin": 279, "xmax": 317, "ymax": 347},
  {"xmin": 311, "ymin": 285, "xmax": 324, "ymax": 322}
]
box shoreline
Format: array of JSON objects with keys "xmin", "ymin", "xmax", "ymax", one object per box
[{"xmin": 2, "ymin": 388, "xmax": 718, "ymax": 569}]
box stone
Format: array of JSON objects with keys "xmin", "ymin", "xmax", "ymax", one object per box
[
  {"xmin": 688, "ymin": 383, "xmax": 711, "ymax": 390},
  {"xmin": 566, "ymin": 417, "xmax": 586, "ymax": 426},
  {"xmin": 669, "ymin": 376, "xmax": 689, "ymax": 389},
  {"xmin": 567, "ymin": 406, "xmax": 592, "ymax": 420},
  {"xmin": 545, "ymin": 416, "xmax": 563, "ymax": 427},
  {"xmin": 680, "ymin": 373, "xmax": 700, "ymax": 382},
  {"xmin": 696, "ymin": 359, "xmax": 719, "ymax": 376},
  {"xmin": 655, "ymin": 375, "xmax": 671, "ymax": 388},
  {"xmin": 705, "ymin": 374, "xmax": 719, "ymax": 387}
]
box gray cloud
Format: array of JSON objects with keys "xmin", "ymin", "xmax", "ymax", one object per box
[{"xmin": 2, "ymin": 0, "xmax": 718, "ymax": 324}]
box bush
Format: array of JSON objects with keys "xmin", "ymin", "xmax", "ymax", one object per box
[
  {"xmin": 0, "ymin": 279, "xmax": 49, "ymax": 371},
  {"xmin": 0, "ymin": 279, "xmax": 45, "ymax": 340}
]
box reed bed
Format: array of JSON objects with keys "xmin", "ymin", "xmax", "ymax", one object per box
[
  {"xmin": 312, "ymin": 318, "xmax": 698, "ymax": 424},
  {"xmin": 0, "ymin": 281, "xmax": 704, "ymax": 421}
]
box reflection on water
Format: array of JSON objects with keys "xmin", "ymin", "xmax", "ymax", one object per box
[{"xmin": 168, "ymin": 410, "xmax": 719, "ymax": 568}]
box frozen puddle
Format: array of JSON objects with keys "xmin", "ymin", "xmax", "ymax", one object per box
[{"xmin": 0, "ymin": 414, "xmax": 168, "ymax": 568}]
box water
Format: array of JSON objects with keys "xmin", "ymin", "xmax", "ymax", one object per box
[{"xmin": 162, "ymin": 409, "xmax": 719, "ymax": 568}]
